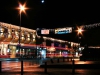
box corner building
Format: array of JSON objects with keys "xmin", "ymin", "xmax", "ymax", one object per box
[
  {"xmin": 0, "ymin": 22, "xmax": 36, "ymax": 58},
  {"xmin": 0, "ymin": 22, "xmax": 80, "ymax": 58}
]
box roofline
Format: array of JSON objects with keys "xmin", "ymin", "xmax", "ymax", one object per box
[{"xmin": 0, "ymin": 22, "xmax": 36, "ymax": 33}]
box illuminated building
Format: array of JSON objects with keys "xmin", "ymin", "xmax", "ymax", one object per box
[
  {"xmin": 0, "ymin": 22, "xmax": 80, "ymax": 58},
  {"xmin": 0, "ymin": 22, "xmax": 36, "ymax": 58}
]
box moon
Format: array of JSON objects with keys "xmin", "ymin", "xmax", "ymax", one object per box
[{"xmin": 41, "ymin": 0, "xmax": 44, "ymax": 3}]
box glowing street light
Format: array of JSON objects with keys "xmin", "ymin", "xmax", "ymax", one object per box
[
  {"xmin": 16, "ymin": 2, "xmax": 29, "ymax": 23},
  {"xmin": 17, "ymin": 2, "xmax": 29, "ymax": 15},
  {"xmin": 76, "ymin": 27, "xmax": 84, "ymax": 46},
  {"xmin": 75, "ymin": 26, "xmax": 84, "ymax": 55},
  {"xmin": 76, "ymin": 27, "xmax": 84, "ymax": 42},
  {"xmin": 16, "ymin": 2, "xmax": 29, "ymax": 58},
  {"xmin": 76, "ymin": 27, "xmax": 84, "ymax": 35}
]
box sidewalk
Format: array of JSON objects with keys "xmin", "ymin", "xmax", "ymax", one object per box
[
  {"xmin": 1, "ymin": 58, "xmax": 100, "ymax": 75},
  {"xmin": 1, "ymin": 68, "xmax": 100, "ymax": 75},
  {"xmin": 43, "ymin": 58, "xmax": 100, "ymax": 65},
  {"xmin": 40, "ymin": 58, "xmax": 100, "ymax": 69}
]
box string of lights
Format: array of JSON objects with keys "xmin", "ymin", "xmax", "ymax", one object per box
[{"xmin": 80, "ymin": 23, "xmax": 100, "ymax": 29}]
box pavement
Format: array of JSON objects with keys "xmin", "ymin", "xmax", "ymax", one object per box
[
  {"xmin": 40, "ymin": 58, "xmax": 100, "ymax": 69},
  {"xmin": 1, "ymin": 58, "xmax": 100, "ymax": 75},
  {"xmin": 1, "ymin": 58, "xmax": 100, "ymax": 69},
  {"xmin": 1, "ymin": 68, "xmax": 100, "ymax": 75}
]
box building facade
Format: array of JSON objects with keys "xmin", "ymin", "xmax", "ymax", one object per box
[{"xmin": 0, "ymin": 22, "xmax": 80, "ymax": 58}]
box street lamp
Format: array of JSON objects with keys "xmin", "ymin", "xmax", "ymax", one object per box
[
  {"xmin": 77, "ymin": 27, "xmax": 83, "ymax": 36},
  {"xmin": 16, "ymin": 2, "xmax": 29, "ymax": 58},
  {"xmin": 76, "ymin": 26, "xmax": 84, "ymax": 56},
  {"xmin": 77, "ymin": 27, "xmax": 83, "ymax": 45}
]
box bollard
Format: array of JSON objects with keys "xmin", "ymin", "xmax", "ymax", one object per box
[
  {"xmin": 21, "ymin": 60, "xmax": 23, "ymax": 75},
  {"xmin": 29, "ymin": 61, "xmax": 31, "ymax": 66},
  {"xmin": 57, "ymin": 58, "xmax": 59, "ymax": 63},
  {"xmin": 67, "ymin": 57, "xmax": 69, "ymax": 61},
  {"xmin": 0, "ymin": 61, "xmax": 1, "ymax": 73},
  {"xmin": 51, "ymin": 59, "xmax": 53, "ymax": 63},
  {"xmin": 72, "ymin": 59, "xmax": 75, "ymax": 74},
  {"xmin": 71, "ymin": 57, "xmax": 72, "ymax": 61},
  {"xmin": 63, "ymin": 57, "xmax": 65, "ymax": 62},
  {"xmin": 44, "ymin": 62, "xmax": 47, "ymax": 73}
]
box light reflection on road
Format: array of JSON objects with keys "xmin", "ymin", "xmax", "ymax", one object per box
[
  {"xmin": 1, "ymin": 68, "xmax": 100, "ymax": 75},
  {"xmin": 1, "ymin": 58, "xmax": 100, "ymax": 72},
  {"xmin": 2, "ymin": 61, "xmax": 40, "ymax": 71},
  {"xmin": 1, "ymin": 60, "xmax": 100, "ymax": 75}
]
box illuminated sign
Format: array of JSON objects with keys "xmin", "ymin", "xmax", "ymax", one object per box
[
  {"xmin": 41, "ymin": 29, "xmax": 49, "ymax": 34},
  {"xmin": 37, "ymin": 27, "xmax": 72, "ymax": 35},
  {"xmin": 55, "ymin": 27, "xmax": 72, "ymax": 34}
]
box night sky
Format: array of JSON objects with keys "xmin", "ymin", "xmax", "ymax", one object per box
[{"xmin": 0, "ymin": 0, "xmax": 100, "ymax": 46}]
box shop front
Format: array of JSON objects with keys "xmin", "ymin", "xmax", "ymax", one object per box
[{"xmin": 0, "ymin": 42, "xmax": 38, "ymax": 58}]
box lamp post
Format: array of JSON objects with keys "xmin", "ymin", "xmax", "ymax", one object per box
[
  {"xmin": 17, "ymin": 2, "xmax": 28, "ymax": 58},
  {"xmin": 16, "ymin": 3, "xmax": 29, "ymax": 75},
  {"xmin": 76, "ymin": 27, "xmax": 83, "ymax": 55}
]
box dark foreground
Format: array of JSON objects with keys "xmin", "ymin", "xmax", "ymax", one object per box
[
  {"xmin": 0, "ymin": 68, "xmax": 100, "ymax": 75},
  {"xmin": 1, "ymin": 59, "xmax": 100, "ymax": 75},
  {"xmin": 40, "ymin": 64, "xmax": 100, "ymax": 69},
  {"xmin": 1, "ymin": 63, "xmax": 100, "ymax": 75}
]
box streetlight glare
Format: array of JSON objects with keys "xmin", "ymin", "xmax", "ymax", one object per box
[
  {"xmin": 19, "ymin": 4, "xmax": 25, "ymax": 12},
  {"xmin": 78, "ymin": 28, "xmax": 83, "ymax": 34},
  {"xmin": 76, "ymin": 26, "xmax": 84, "ymax": 35},
  {"xmin": 16, "ymin": 2, "xmax": 29, "ymax": 15}
]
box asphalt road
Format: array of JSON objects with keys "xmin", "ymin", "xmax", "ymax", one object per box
[
  {"xmin": 1, "ymin": 68, "xmax": 100, "ymax": 75},
  {"xmin": 1, "ymin": 60, "xmax": 100, "ymax": 75}
]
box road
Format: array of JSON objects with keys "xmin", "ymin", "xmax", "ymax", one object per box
[
  {"xmin": 1, "ymin": 58, "xmax": 100, "ymax": 69},
  {"xmin": 0, "ymin": 58, "xmax": 100, "ymax": 75},
  {"xmin": 1, "ymin": 68, "xmax": 100, "ymax": 75}
]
